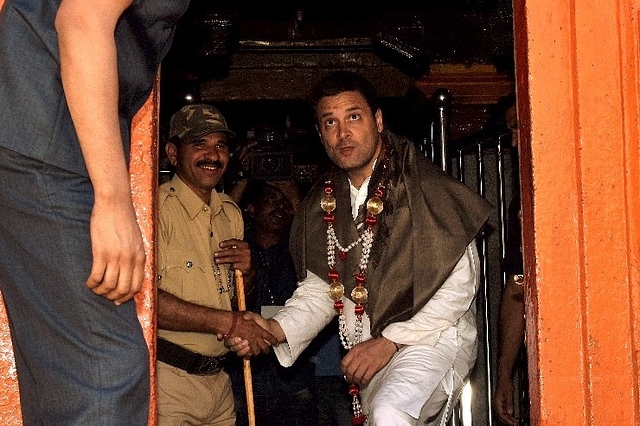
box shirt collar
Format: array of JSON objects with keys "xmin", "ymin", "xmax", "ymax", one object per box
[
  {"xmin": 349, "ymin": 176, "xmax": 372, "ymax": 220},
  {"xmin": 168, "ymin": 174, "xmax": 224, "ymax": 220}
]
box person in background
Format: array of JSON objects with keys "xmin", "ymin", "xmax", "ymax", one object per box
[
  {"xmin": 156, "ymin": 104, "xmax": 277, "ymax": 426},
  {"xmin": 0, "ymin": 0, "xmax": 190, "ymax": 423},
  {"xmin": 308, "ymin": 319, "xmax": 353, "ymax": 426},
  {"xmin": 492, "ymin": 95, "xmax": 529, "ymax": 426},
  {"xmin": 228, "ymin": 179, "xmax": 319, "ymax": 426},
  {"xmin": 228, "ymin": 142, "xmax": 351, "ymax": 426},
  {"xmin": 228, "ymin": 70, "xmax": 493, "ymax": 425}
]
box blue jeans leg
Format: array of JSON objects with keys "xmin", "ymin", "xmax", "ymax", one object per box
[{"xmin": 0, "ymin": 147, "xmax": 149, "ymax": 426}]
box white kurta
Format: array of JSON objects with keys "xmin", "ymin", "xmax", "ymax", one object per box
[{"xmin": 273, "ymin": 178, "xmax": 480, "ymax": 425}]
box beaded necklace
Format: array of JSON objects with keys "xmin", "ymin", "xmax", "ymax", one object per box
[
  {"xmin": 321, "ymin": 180, "xmax": 385, "ymax": 425},
  {"xmin": 213, "ymin": 262, "xmax": 233, "ymax": 295}
]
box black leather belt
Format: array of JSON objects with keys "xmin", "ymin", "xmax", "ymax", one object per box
[{"xmin": 157, "ymin": 338, "xmax": 226, "ymax": 376}]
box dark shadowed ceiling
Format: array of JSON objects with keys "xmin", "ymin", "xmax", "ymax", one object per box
[
  {"xmin": 161, "ymin": 0, "xmax": 514, "ymax": 97},
  {"xmin": 159, "ymin": 0, "xmax": 514, "ymax": 150}
]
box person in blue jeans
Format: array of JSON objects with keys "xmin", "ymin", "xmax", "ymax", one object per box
[{"xmin": 0, "ymin": 0, "xmax": 189, "ymax": 424}]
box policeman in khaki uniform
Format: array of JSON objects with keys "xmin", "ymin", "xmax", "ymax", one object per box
[{"xmin": 156, "ymin": 104, "xmax": 277, "ymax": 426}]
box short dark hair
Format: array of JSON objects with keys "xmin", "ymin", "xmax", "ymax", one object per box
[{"xmin": 309, "ymin": 71, "xmax": 379, "ymax": 120}]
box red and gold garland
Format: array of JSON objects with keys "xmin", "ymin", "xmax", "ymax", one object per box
[{"xmin": 320, "ymin": 180, "xmax": 385, "ymax": 425}]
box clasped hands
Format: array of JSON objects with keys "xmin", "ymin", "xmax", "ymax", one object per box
[
  {"xmin": 217, "ymin": 312, "xmax": 279, "ymax": 357},
  {"xmin": 223, "ymin": 315, "xmax": 398, "ymax": 387}
]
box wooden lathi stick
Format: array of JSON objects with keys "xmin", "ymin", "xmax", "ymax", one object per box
[{"xmin": 234, "ymin": 269, "xmax": 256, "ymax": 426}]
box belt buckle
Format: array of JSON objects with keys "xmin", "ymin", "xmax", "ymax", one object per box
[{"xmin": 193, "ymin": 356, "xmax": 222, "ymax": 376}]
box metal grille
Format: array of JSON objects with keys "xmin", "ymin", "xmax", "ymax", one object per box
[{"xmin": 419, "ymin": 97, "xmax": 527, "ymax": 425}]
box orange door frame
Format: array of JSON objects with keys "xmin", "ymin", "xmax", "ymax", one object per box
[{"xmin": 514, "ymin": 0, "xmax": 640, "ymax": 423}]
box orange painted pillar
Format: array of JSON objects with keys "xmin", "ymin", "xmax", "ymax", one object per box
[
  {"xmin": 0, "ymin": 1, "xmax": 159, "ymax": 421},
  {"xmin": 514, "ymin": 0, "xmax": 640, "ymax": 424},
  {"xmin": 130, "ymin": 84, "xmax": 161, "ymax": 426}
]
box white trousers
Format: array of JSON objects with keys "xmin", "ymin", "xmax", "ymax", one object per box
[{"xmin": 361, "ymin": 330, "xmax": 475, "ymax": 426}]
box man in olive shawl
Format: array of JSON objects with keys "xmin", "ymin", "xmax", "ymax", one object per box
[{"xmin": 228, "ymin": 71, "xmax": 492, "ymax": 426}]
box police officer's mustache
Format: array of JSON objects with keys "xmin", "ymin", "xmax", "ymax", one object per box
[{"xmin": 195, "ymin": 159, "xmax": 224, "ymax": 169}]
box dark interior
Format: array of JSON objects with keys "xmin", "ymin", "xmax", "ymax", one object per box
[
  {"xmin": 158, "ymin": 2, "xmax": 522, "ymax": 424},
  {"xmin": 160, "ymin": 0, "xmax": 515, "ymax": 144}
]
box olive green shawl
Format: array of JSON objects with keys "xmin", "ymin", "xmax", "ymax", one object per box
[{"xmin": 289, "ymin": 131, "xmax": 493, "ymax": 336}]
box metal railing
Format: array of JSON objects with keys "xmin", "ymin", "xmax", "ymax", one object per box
[{"xmin": 421, "ymin": 88, "xmax": 526, "ymax": 425}]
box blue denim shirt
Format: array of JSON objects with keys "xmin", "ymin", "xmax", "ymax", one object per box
[{"xmin": 0, "ymin": 0, "xmax": 189, "ymax": 176}]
